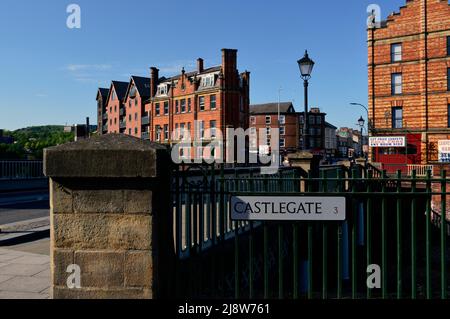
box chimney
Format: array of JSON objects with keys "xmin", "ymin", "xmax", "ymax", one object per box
[
  {"xmin": 150, "ymin": 67, "xmax": 159, "ymax": 98},
  {"xmin": 197, "ymin": 58, "xmax": 204, "ymax": 73},
  {"xmin": 221, "ymin": 49, "xmax": 238, "ymax": 89}
]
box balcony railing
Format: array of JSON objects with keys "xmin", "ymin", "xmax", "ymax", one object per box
[
  {"xmin": 142, "ymin": 132, "xmax": 150, "ymax": 140},
  {"xmin": 119, "ymin": 121, "xmax": 126, "ymax": 129},
  {"xmin": 141, "ymin": 116, "xmax": 149, "ymax": 125}
]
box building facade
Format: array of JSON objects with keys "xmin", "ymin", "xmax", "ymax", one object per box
[
  {"xmin": 368, "ymin": 0, "xmax": 450, "ymax": 165},
  {"xmin": 102, "ymin": 81, "xmax": 128, "ymax": 135},
  {"xmin": 249, "ymin": 103, "xmax": 327, "ymax": 156},
  {"xmin": 145, "ymin": 49, "xmax": 250, "ymax": 161},
  {"xmin": 96, "ymin": 88, "xmax": 109, "ymax": 134},
  {"xmin": 324, "ymin": 122, "xmax": 338, "ymax": 159}
]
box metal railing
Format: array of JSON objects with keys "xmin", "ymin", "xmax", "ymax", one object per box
[
  {"xmin": 0, "ymin": 160, "xmax": 44, "ymax": 180},
  {"xmin": 408, "ymin": 164, "xmax": 434, "ymax": 177},
  {"xmin": 170, "ymin": 165, "xmax": 449, "ymax": 299}
]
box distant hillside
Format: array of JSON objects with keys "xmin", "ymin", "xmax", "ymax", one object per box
[{"xmin": 0, "ymin": 125, "xmax": 74, "ymax": 160}]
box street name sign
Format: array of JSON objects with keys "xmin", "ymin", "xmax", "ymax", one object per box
[{"xmin": 231, "ymin": 196, "xmax": 346, "ymax": 221}]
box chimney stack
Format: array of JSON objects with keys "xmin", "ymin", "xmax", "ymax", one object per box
[
  {"xmin": 197, "ymin": 58, "xmax": 204, "ymax": 73},
  {"xmin": 150, "ymin": 67, "xmax": 159, "ymax": 98}
]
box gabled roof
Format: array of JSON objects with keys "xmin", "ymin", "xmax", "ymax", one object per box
[
  {"xmin": 97, "ymin": 88, "xmax": 109, "ymax": 101},
  {"xmin": 130, "ymin": 76, "xmax": 151, "ymax": 99},
  {"xmin": 250, "ymin": 102, "xmax": 295, "ymax": 114},
  {"xmin": 108, "ymin": 81, "xmax": 129, "ymax": 101}
]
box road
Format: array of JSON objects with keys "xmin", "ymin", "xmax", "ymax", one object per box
[{"xmin": 0, "ymin": 190, "xmax": 49, "ymax": 225}]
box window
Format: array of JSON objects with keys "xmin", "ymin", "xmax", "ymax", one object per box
[
  {"xmin": 155, "ymin": 125, "xmax": 161, "ymax": 141},
  {"xmin": 202, "ymin": 75, "xmax": 214, "ymax": 87},
  {"xmin": 391, "ymin": 73, "xmax": 402, "ymax": 95},
  {"xmin": 199, "ymin": 121, "xmax": 205, "ymax": 138},
  {"xmin": 210, "ymin": 120, "xmax": 216, "ymax": 138},
  {"xmin": 134, "ymin": 127, "xmax": 138, "ymax": 135},
  {"xmin": 128, "ymin": 114, "xmax": 131, "ymax": 122},
  {"xmin": 164, "ymin": 101, "xmax": 169, "ymax": 115},
  {"xmin": 392, "ymin": 107, "xmax": 403, "ymax": 129},
  {"xmin": 187, "ymin": 122, "xmax": 191, "ymax": 134},
  {"xmin": 188, "ymin": 98, "xmax": 191, "ymax": 112},
  {"xmin": 128, "ymin": 128, "xmax": 131, "ymax": 135},
  {"xmin": 280, "ymin": 126, "xmax": 285, "ymax": 135},
  {"xmin": 250, "ymin": 127, "xmax": 257, "ymax": 135},
  {"xmin": 135, "ymin": 99, "xmax": 138, "ymax": 106},
  {"xmin": 157, "ymin": 85, "xmax": 167, "ymax": 95},
  {"xmin": 265, "ymin": 116, "xmax": 271, "ymax": 125},
  {"xmin": 266, "ymin": 127, "xmax": 271, "ymax": 136},
  {"xmin": 164, "ymin": 124, "xmax": 169, "ymax": 140},
  {"xmin": 110, "ymin": 119, "xmax": 112, "ymax": 125},
  {"xmin": 210, "ymin": 95, "xmax": 216, "ymax": 110},
  {"xmin": 114, "ymin": 105, "xmax": 117, "ymax": 112},
  {"xmin": 309, "ymin": 115, "xmax": 315, "ymax": 125},
  {"xmin": 110, "ymin": 107, "xmax": 112, "ymax": 113},
  {"xmin": 175, "ymin": 123, "xmax": 179, "ymax": 138},
  {"xmin": 447, "ymin": 36, "xmax": 450, "ymax": 56},
  {"xmin": 316, "ymin": 116, "xmax": 322, "ymax": 124},
  {"xmin": 175, "ymin": 100, "xmax": 179, "ymax": 113},
  {"xmin": 448, "ymin": 68, "xmax": 450, "ymax": 91},
  {"xmin": 391, "ymin": 43, "xmax": 402, "ymax": 62},
  {"xmin": 181, "ymin": 99, "xmax": 186, "ymax": 113},
  {"xmin": 129, "ymin": 100, "xmax": 132, "ymax": 108},
  {"xmin": 279, "ymin": 115, "xmax": 285, "ymax": 124},
  {"xmin": 199, "ymin": 96, "xmax": 205, "ymax": 111},
  {"xmin": 448, "ymin": 105, "xmax": 450, "ymax": 128},
  {"xmin": 114, "ymin": 118, "xmax": 117, "ymax": 124},
  {"xmin": 250, "ymin": 116, "xmax": 256, "ymax": 125},
  {"xmin": 135, "ymin": 113, "xmax": 138, "ymax": 120},
  {"xmin": 280, "ymin": 138, "xmax": 285, "ymax": 148},
  {"xmin": 180, "ymin": 123, "xmax": 185, "ymax": 139},
  {"xmin": 155, "ymin": 103, "xmax": 160, "ymax": 116}
]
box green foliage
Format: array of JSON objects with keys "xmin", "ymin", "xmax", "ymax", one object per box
[{"xmin": 0, "ymin": 126, "xmax": 74, "ymax": 160}]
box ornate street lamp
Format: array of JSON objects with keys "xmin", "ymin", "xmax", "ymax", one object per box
[
  {"xmin": 357, "ymin": 116, "xmax": 365, "ymax": 158},
  {"xmin": 297, "ymin": 50, "xmax": 315, "ymax": 150}
]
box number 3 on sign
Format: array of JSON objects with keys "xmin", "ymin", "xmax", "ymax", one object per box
[{"xmin": 333, "ymin": 207, "xmax": 339, "ymax": 214}]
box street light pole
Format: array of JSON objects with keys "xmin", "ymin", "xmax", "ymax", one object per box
[{"xmin": 297, "ymin": 50, "xmax": 315, "ymax": 151}]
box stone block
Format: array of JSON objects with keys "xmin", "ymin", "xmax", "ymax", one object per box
[
  {"xmin": 74, "ymin": 251, "xmax": 124, "ymax": 288},
  {"xmin": 52, "ymin": 286, "xmax": 152, "ymax": 299},
  {"xmin": 124, "ymin": 251, "xmax": 153, "ymax": 288},
  {"xmin": 50, "ymin": 180, "xmax": 73, "ymax": 213},
  {"xmin": 53, "ymin": 214, "xmax": 152, "ymax": 250},
  {"xmin": 73, "ymin": 189, "xmax": 124, "ymax": 214},
  {"xmin": 52, "ymin": 249, "xmax": 74, "ymax": 286},
  {"xmin": 123, "ymin": 190, "xmax": 152, "ymax": 214}
]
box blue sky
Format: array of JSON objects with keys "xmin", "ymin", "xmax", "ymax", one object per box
[{"xmin": 0, "ymin": 0, "xmax": 405, "ymax": 131}]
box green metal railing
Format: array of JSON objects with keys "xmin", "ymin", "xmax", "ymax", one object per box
[{"xmin": 171, "ymin": 165, "xmax": 449, "ymax": 299}]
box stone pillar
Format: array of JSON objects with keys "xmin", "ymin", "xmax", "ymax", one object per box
[
  {"xmin": 44, "ymin": 134, "xmax": 172, "ymax": 299},
  {"xmin": 287, "ymin": 151, "xmax": 321, "ymax": 176}
]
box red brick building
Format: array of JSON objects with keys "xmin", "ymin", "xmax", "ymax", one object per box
[
  {"xmin": 145, "ymin": 49, "xmax": 250, "ymax": 160},
  {"xmin": 249, "ymin": 102, "xmax": 327, "ymax": 156},
  {"xmin": 101, "ymin": 81, "xmax": 128, "ymax": 135},
  {"xmin": 368, "ymin": 0, "xmax": 450, "ymax": 165},
  {"xmin": 96, "ymin": 88, "xmax": 109, "ymax": 133}
]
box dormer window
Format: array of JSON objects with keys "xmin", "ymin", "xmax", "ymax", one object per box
[
  {"xmin": 201, "ymin": 74, "xmax": 215, "ymax": 87},
  {"xmin": 130, "ymin": 85, "xmax": 137, "ymax": 99},
  {"xmin": 157, "ymin": 84, "xmax": 168, "ymax": 96}
]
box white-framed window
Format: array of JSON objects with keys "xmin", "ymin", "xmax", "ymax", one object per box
[
  {"xmin": 280, "ymin": 138, "xmax": 285, "ymax": 148},
  {"xmin": 265, "ymin": 127, "xmax": 271, "ymax": 136},
  {"xmin": 199, "ymin": 96, "xmax": 205, "ymax": 111},
  {"xmin": 392, "ymin": 73, "xmax": 402, "ymax": 95},
  {"xmin": 265, "ymin": 116, "xmax": 271, "ymax": 125},
  {"xmin": 250, "ymin": 116, "xmax": 256, "ymax": 125},
  {"xmin": 201, "ymin": 74, "xmax": 215, "ymax": 87},
  {"xmin": 199, "ymin": 121, "xmax": 205, "ymax": 139},
  {"xmin": 210, "ymin": 120, "xmax": 216, "ymax": 138},
  {"xmin": 391, "ymin": 43, "xmax": 402, "ymax": 62},
  {"xmin": 280, "ymin": 126, "xmax": 285, "ymax": 135},
  {"xmin": 279, "ymin": 115, "xmax": 285, "ymax": 124},
  {"xmin": 156, "ymin": 125, "xmax": 161, "ymax": 141},
  {"xmin": 157, "ymin": 84, "xmax": 168, "ymax": 95},
  {"xmin": 164, "ymin": 124, "xmax": 169, "ymax": 140}
]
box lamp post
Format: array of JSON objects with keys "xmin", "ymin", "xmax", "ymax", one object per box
[
  {"xmin": 357, "ymin": 116, "xmax": 365, "ymax": 158},
  {"xmin": 350, "ymin": 102, "xmax": 370, "ymax": 134},
  {"xmin": 297, "ymin": 50, "xmax": 315, "ymax": 150}
]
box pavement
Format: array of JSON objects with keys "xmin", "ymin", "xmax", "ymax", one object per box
[{"xmin": 0, "ymin": 238, "xmax": 50, "ymax": 299}]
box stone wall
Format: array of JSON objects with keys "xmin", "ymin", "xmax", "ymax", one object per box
[{"xmin": 44, "ymin": 134, "xmax": 172, "ymax": 299}]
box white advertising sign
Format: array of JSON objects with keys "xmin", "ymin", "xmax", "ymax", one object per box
[
  {"xmin": 231, "ymin": 196, "xmax": 346, "ymax": 221},
  {"xmin": 438, "ymin": 140, "xmax": 450, "ymax": 163},
  {"xmin": 369, "ymin": 136, "xmax": 405, "ymax": 147}
]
